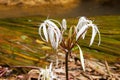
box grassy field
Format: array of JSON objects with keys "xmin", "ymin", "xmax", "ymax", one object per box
[{"xmin": 0, "ymin": 15, "xmax": 120, "ymax": 67}]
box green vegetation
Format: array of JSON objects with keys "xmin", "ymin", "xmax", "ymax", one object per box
[{"xmin": 0, "ymin": 15, "xmax": 120, "ymax": 67}]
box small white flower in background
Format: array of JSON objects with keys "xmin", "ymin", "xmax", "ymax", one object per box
[{"xmin": 39, "ymin": 63, "xmax": 56, "ymax": 80}]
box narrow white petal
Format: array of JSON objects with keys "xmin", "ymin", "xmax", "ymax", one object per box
[
  {"xmin": 76, "ymin": 18, "xmax": 82, "ymax": 32},
  {"xmin": 76, "ymin": 25, "xmax": 88, "ymax": 40},
  {"xmin": 55, "ymin": 33, "xmax": 59, "ymax": 49},
  {"xmin": 54, "ymin": 29, "xmax": 60, "ymax": 49},
  {"xmin": 89, "ymin": 24, "xmax": 97, "ymax": 46},
  {"xmin": 43, "ymin": 24, "xmax": 48, "ymax": 42},
  {"xmin": 55, "ymin": 29, "xmax": 62, "ymax": 43},
  {"xmin": 45, "ymin": 20, "xmax": 58, "ymax": 27},
  {"xmin": 49, "ymin": 19, "xmax": 63, "ymax": 29},
  {"xmin": 95, "ymin": 26, "xmax": 101, "ymax": 46},
  {"xmin": 48, "ymin": 28, "xmax": 55, "ymax": 49},
  {"xmin": 46, "ymin": 20, "xmax": 62, "ymax": 39},
  {"xmin": 82, "ymin": 31, "xmax": 87, "ymax": 39},
  {"xmin": 39, "ymin": 23, "xmax": 48, "ymax": 42},
  {"xmin": 76, "ymin": 17, "xmax": 88, "ymax": 32},
  {"xmin": 48, "ymin": 27, "xmax": 60, "ymax": 49},
  {"xmin": 45, "ymin": 20, "xmax": 61, "ymax": 32},
  {"xmin": 76, "ymin": 44, "xmax": 85, "ymax": 71},
  {"xmin": 87, "ymin": 24, "xmax": 101, "ymax": 46},
  {"xmin": 49, "ymin": 63, "xmax": 53, "ymax": 72}
]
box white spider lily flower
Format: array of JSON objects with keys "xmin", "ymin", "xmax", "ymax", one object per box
[
  {"xmin": 76, "ymin": 17, "xmax": 90, "ymax": 33},
  {"xmin": 76, "ymin": 17, "xmax": 90, "ymax": 40},
  {"xmin": 76, "ymin": 44, "xmax": 85, "ymax": 71},
  {"xmin": 45, "ymin": 20, "xmax": 62, "ymax": 41},
  {"xmin": 76, "ymin": 17, "xmax": 101, "ymax": 46},
  {"xmin": 76, "ymin": 25, "xmax": 88, "ymax": 40},
  {"xmin": 39, "ymin": 19, "xmax": 63, "ymax": 49}
]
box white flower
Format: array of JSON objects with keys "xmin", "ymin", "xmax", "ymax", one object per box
[
  {"xmin": 39, "ymin": 63, "xmax": 56, "ymax": 80},
  {"xmin": 75, "ymin": 17, "xmax": 101, "ymax": 71},
  {"xmin": 39, "ymin": 19, "xmax": 63, "ymax": 49},
  {"xmin": 76, "ymin": 17, "xmax": 101, "ymax": 46},
  {"xmin": 39, "ymin": 17, "xmax": 101, "ymax": 72}
]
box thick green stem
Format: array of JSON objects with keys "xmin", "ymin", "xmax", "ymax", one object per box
[{"xmin": 65, "ymin": 51, "xmax": 70, "ymax": 80}]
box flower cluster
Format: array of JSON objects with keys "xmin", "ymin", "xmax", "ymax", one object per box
[{"xmin": 39, "ymin": 17, "xmax": 101, "ymax": 71}]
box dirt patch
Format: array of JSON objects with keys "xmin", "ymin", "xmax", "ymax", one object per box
[{"xmin": 0, "ymin": 57, "xmax": 120, "ymax": 80}]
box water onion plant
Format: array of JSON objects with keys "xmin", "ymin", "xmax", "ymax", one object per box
[{"xmin": 39, "ymin": 17, "xmax": 101, "ymax": 80}]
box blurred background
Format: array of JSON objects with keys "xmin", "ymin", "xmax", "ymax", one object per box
[
  {"xmin": 0, "ymin": 0, "xmax": 120, "ymax": 67},
  {"xmin": 0, "ymin": 0, "xmax": 120, "ymax": 18}
]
